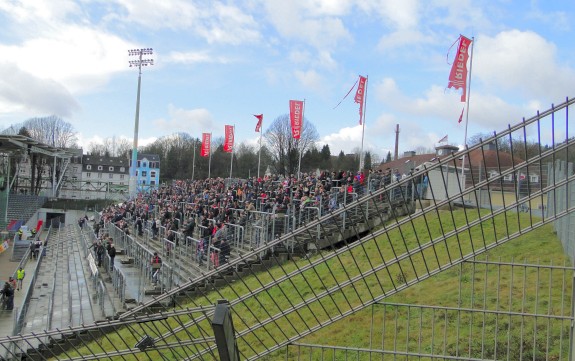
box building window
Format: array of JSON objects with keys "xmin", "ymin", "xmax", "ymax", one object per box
[
  {"xmin": 503, "ymin": 174, "xmax": 513, "ymax": 181},
  {"xmin": 98, "ymin": 173, "xmax": 102, "ymax": 179},
  {"xmin": 98, "ymin": 165, "xmax": 103, "ymax": 171},
  {"xmin": 151, "ymin": 180, "xmax": 156, "ymax": 186},
  {"xmin": 120, "ymin": 175, "xmax": 125, "ymax": 180},
  {"xmin": 529, "ymin": 174, "xmax": 539, "ymax": 183},
  {"xmin": 109, "ymin": 173, "xmax": 113, "ymax": 179},
  {"xmin": 109, "ymin": 166, "xmax": 114, "ymax": 172},
  {"xmin": 136, "ymin": 171, "xmax": 138, "ymax": 176},
  {"xmin": 72, "ymin": 176, "xmax": 77, "ymax": 181},
  {"xmin": 137, "ymin": 161, "xmax": 141, "ymax": 167},
  {"xmin": 143, "ymin": 162, "xmax": 147, "ymax": 168},
  {"xmin": 120, "ymin": 167, "xmax": 125, "ymax": 172},
  {"xmin": 73, "ymin": 166, "xmax": 78, "ymax": 173},
  {"xmin": 142, "ymin": 171, "xmax": 147, "ymax": 177},
  {"xmin": 151, "ymin": 171, "xmax": 156, "ymax": 178},
  {"xmin": 87, "ymin": 165, "xmax": 92, "ymax": 170},
  {"xmin": 86, "ymin": 172, "xmax": 91, "ymax": 178},
  {"xmin": 142, "ymin": 180, "xmax": 146, "ymax": 185}
]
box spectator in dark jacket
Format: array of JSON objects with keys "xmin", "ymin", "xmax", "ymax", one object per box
[
  {"xmin": 1, "ymin": 282, "xmax": 14, "ymax": 310},
  {"xmin": 108, "ymin": 243, "xmax": 116, "ymax": 270}
]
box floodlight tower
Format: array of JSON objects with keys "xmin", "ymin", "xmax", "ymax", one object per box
[{"xmin": 128, "ymin": 48, "xmax": 154, "ymax": 198}]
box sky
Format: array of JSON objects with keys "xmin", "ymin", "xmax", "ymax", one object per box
[{"xmin": 0, "ymin": 0, "xmax": 574, "ymax": 162}]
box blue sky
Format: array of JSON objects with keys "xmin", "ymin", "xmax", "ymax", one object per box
[{"xmin": 0, "ymin": 0, "xmax": 574, "ymax": 161}]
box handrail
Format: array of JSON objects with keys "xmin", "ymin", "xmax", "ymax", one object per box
[{"xmin": 12, "ymin": 223, "xmax": 54, "ymax": 337}]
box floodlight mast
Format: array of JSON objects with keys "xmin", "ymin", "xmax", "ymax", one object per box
[{"xmin": 128, "ymin": 48, "xmax": 154, "ymax": 198}]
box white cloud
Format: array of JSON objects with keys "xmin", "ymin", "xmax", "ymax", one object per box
[
  {"xmin": 0, "ymin": 0, "xmax": 81, "ymax": 23},
  {"xmin": 321, "ymin": 125, "xmax": 363, "ymax": 154},
  {"xmin": 263, "ymin": 0, "xmax": 351, "ymax": 50},
  {"xmin": 377, "ymin": 29, "xmax": 434, "ymax": 52},
  {"xmin": 374, "ymin": 77, "xmax": 527, "ymax": 131},
  {"xmin": 108, "ymin": 0, "xmax": 200, "ymax": 29},
  {"xmin": 76, "ymin": 133, "xmax": 156, "ymax": 152},
  {"xmin": 0, "ymin": 62, "xmax": 79, "ymax": 117},
  {"xmin": 294, "ymin": 70, "xmax": 325, "ymax": 93},
  {"xmin": 153, "ymin": 104, "xmax": 215, "ymax": 134},
  {"xmin": 475, "ymin": 30, "xmax": 575, "ymax": 101},
  {"xmin": 305, "ymin": 0, "xmax": 352, "ymax": 16},
  {"xmin": 166, "ymin": 50, "xmax": 232, "ymax": 65},
  {"xmin": 110, "ymin": 0, "xmax": 260, "ymax": 45},
  {"xmin": 0, "ymin": 25, "xmax": 138, "ymax": 94},
  {"xmin": 356, "ymin": 0, "xmax": 420, "ymax": 30},
  {"xmin": 196, "ymin": 3, "xmax": 261, "ymax": 45}
]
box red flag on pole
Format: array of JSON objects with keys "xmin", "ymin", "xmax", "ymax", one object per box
[
  {"xmin": 354, "ymin": 75, "xmax": 367, "ymax": 124},
  {"xmin": 200, "ymin": 133, "xmax": 211, "ymax": 157},
  {"xmin": 447, "ymin": 35, "xmax": 472, "ymax": 102},
  {"xmin": 224, "ymin": 125, "xmax": 234, "ymax": 153},
  {"xmin": 254, "ymin": 114, "xmax": 263, "ymax": 132},
  {"xmin": 289, "ymin": 100, "xmax": 303, "ymax": 139},
  {"xmin": 458, "ymin": 107, "xmax": 465, "ymax": 124}
]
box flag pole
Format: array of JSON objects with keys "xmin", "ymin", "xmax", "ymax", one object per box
[
  {"xmin": 229, "ymin": 125, "xmax": 235, "ymax": 181},
  {"xmin": 192, "ymin": 137, "xmax": 196, "ymax": 180},
  {"xmin": 208, "ymin": 133, "xmax": 212, "ymax": 179},
  {"xmin": 460, "ymin": 36, "xmax": 475, "ymax": 191},
  {"xmin": 359, "ymin": 75, "xmax": 368, "ymax": 171},
  {"xmin": 297, "ymin": 99, "xmax": 305, "ymax": 180},
  {"xmin": 257, "ymin": 119, "xmax": 262, "ymax": 179}
]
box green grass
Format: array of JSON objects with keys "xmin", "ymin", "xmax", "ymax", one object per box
[{"xmin": 55, "ymin": 208, "xmax": 571, "ymax": 360}]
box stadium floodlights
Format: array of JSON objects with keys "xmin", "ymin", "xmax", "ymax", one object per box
[
  {"xmin": 128, "ymin": 48, "xmax": 154, "ymax": 68},
  {"xmin": 128, "ymin": 59, "xmax": 154, "ymax": 67},
  {"xmin": 128, "ymin": 48, "xmax": 153, "ymax": 56}
]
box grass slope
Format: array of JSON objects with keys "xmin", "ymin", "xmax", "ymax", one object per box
[{"xmin": 58, "ymin": 209, "xmax": 571, "ymax": 361}]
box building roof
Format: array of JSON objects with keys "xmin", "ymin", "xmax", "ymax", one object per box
[
  {"xmin": 83, "ymin": 155, "xmax": 129, "ymax": 167},
  {"xmin": 377, "ymin": 147, "xmax": 525, "ymax": 173},
  {"xmin": 377, "ymin": 153, "xmax": 440, "ymax": 173},
  {"xmin": 467, "ymin": 148, "xmax": 524, "ymax": 168},
  {"xmin": 137, "ymin": 153, "xmax": 160, "ymax": 162}
]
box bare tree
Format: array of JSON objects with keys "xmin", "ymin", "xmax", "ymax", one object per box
[
  {"xmin": 88, "ymin": 137, "xmax": 132, "ymax": 158},
  {"xmin": 21, "ymin": 116, "xmax": 78, "ymax": 195},
  {"xmin": 264, "ymin": 114, "xmax": 319, "ymax": 176},
  {"xmin": 24, "ymin": 115, "xmax": 78, "ymax": 148},
  {"xmin": 88, "ymin": 142, "xmax": 107, "ymax": 156}
]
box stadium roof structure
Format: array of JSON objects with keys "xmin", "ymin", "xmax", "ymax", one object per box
[{"xmin": 0, "ymin": 134, "xmax": 75, "ymax": 158}]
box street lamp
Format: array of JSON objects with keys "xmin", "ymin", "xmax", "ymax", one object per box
[{"xmin": 128, "ymin": 48, "xmax": 154, "ymax": 198}]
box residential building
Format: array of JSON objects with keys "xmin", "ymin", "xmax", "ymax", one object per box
[
  {"xmin": 77, "ymin": 154, "xmax": 130, "ymax": 199},
  {"xmin": 130, "ymin": 152, "xmax": 161, "ymax": 192}
]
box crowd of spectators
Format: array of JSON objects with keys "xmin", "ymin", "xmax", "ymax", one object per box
[{"xmin": 93, "ymin": 168, "xmax": 405, "ymax": 270}]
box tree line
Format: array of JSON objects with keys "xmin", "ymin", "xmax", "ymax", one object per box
[
  {"xmin": 3, "ymin": 115, "xmax": 557, "ymax": 196},
  {"xmin": 1, "ymin": 115, "xmax": 376, "ymax": 195}
]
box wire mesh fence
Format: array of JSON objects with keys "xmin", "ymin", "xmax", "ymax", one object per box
[{"xmin": 0, "ymin": 97, "xmax": 573, "ymax": 360}]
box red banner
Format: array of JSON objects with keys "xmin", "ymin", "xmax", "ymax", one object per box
[
  {"xmin": 254, "ymin": 114, "xmax": 263, "ymax": 132},
  {"xmin": 448, "ymin": 35, "xmax": 472, "ymax": 102},
  {"xmin": 354, "ymin": 75, "xmax": 367, "ymax": 124},
  {"xmin": 289, "ymin": 100, "xmax": 303, "ymax": 139},
  {"xmin": 458, "ymin": 106, "xmax": 465, "ymax": 124},
  {"xmin": 201, "ymin": 133, "xmax": 211, "ymax": 157},
  {"xmin": 224, "ymin": 125, "xmax": 234, "ymax": 153}
]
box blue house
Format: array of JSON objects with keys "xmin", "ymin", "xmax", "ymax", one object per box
[{"xmin": 130, "ymin": 152, "xmax": 161, "ymax": 192}]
